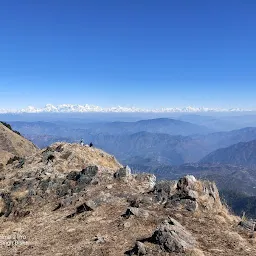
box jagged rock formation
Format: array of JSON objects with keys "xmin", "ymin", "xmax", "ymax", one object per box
[
  {"xmin": 0, "ymin": 122, "xmax": 38, "ymax": 166},
  {"xmin": 164, "ymin": 175, "xmax": 222, "ymax": 212},
  {"xmin": 0, "ymin": 142, "xmax": 255, "ymax": 256}
]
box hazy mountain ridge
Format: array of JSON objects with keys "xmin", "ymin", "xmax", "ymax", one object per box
[
  {"xmin": 11, "ymin": 120, "xmax": 256, "ymax": 166},
  {"xmin": 200, "ymin": 140, "xmax": 256, "ymax": 166},
  {"xmin": 178, "ymin": 114, "xmax": 256, "ymax": 131},
  {"xmin": 9, "ymin": 118, "xmax": 212, "ymax": 136}
]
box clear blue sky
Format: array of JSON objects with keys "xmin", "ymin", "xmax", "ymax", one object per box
[{"xmin": 0, "ymin": 0, "xmax": 256, "ymax": 109}]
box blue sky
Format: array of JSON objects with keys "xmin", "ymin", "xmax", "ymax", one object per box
[{"xmin": 0, "ymin": 0, "xmax": 256, "ymax": 109}]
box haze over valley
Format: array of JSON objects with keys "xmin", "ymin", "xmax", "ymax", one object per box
[{"xmin": 2, "ymin": 112, "xmax": 256, "ymax": 219}]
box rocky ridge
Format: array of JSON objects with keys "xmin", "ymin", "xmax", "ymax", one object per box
[
  {"xmin": 0, "ymin": 122, "xmax": 38, "ymax": 167},
  {"xmin": 0, "ymin": 142, "xmax": 255, "ymax": 255}
]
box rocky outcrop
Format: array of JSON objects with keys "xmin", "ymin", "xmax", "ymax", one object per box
[
  {"xmin": 0, "ymin": 142, "xmax": 252, "ymax": 256},
  {"xmin": 0, "ymin": 164, "xmax": 101, "ymax": 218},
  {"xmin": 164, "ymin": 175, "xmax": 222, "ymax": 212},
  {"xmin": 0, "ymin": 142, "xmax": 123, "ymax": 217},
  {"xmin": 114, "ymin": 165, "xmax": 132, "ymax": 179},
  {"xmin": 128, "ymin": 218, "xmax": 198, "ymax": 255},
  {"xmin": 151, "ymin": 218, "xmax": 197, "ymax": 253},
  {"xmin": 239, "ymin": 220, "xmax": 256, "ymax": 231}
]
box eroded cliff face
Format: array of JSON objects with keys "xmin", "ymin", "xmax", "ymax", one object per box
[{"xmin": 0, "ymin": 142, "xmax": 254, "ymax": 256}]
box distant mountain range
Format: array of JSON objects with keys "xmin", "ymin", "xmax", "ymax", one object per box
[
  {"xmin": 9, "ymin": 119, "xmax": 256, "ymax": 166},
  {"xmin": 200, "ymin": 139, "xmax": 256, "ymax": 166},
  {"xmin": 0, "ymin": 103, "xmax": 254, "ymax": 113},
  {"xmin": 9, "ymin": 118, "xmax": 212, "ymax": 136},
  {"xmin": 4, "ymin": 118, "xmax": 256, "ymax": 218},
  {"xmin": 80, "ymin": 118, "xmax": 212, "ymax": 136}
]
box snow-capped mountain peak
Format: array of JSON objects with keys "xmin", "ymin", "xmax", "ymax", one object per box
[{"xmin": 0, "ymin": 104, "xmax": 254, "ymax": 114}]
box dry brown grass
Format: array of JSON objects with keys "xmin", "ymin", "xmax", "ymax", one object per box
[
  {"xmin": 0, "ymin": 123, "xmax": 38, "ymax": 165},
  {"xmin": 186, "ymin": 248, "xmax": 206, "ymax": 256},
  {"xmin": 11, "ymin": 189, "xmax": 29, "ymax": 200},
  {"xmin": 1, "ymin": 177, "xmax": 253, "ymax": 256},
  {"xmin": 0, "ymin": 142, "xmax": 256, "ymax": 256},
  {"xmin": 0, "ymin": 150, "xmax": 13, "ymax": 166}
]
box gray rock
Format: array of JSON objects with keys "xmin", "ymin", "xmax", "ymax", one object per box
[
  {"xmin": 129, "ymin": 195, "xmax": 153, "ymax": 208},
  {"xmin": 42, "ymin": 149, "xmax": 55, "ymax": 163},
  {"xmin": 239, "ymin": 220, "xmax": 256, "ymax": 231},
  {"xmin": 165, "ymin": 198, "xmax": 198, "ymax": 212},
  {"xmin": 136, "ymin": 241, "xmax": 147, "ymax": 255},
  {"xmin": 78, "ymin": 166, "xmax": 99, "ymax": 185},
  {"xmin": 81, "ymin": 166, "xmax": 98, "ymax": 177},
  {"xmin": 166, "ymin": 176, "xmax": 221, "ymax": 212},
  {"xmin": 202, "ymin": 181, "xmax": 219, "ymax": 200},
  {"xmin": 182, "ymin": 199, "xmax": 198, "ymax": 212},
  {"xmin": 128, "ymin": 241, "xmax": 147, "ymax": 255},
  {"xmin": 122, "ymin": 207, "xmax": 149, "ymax": 218},
  {"xmin": 177, "ymin": 175, "xmax": 196, "ymax": 192},
  {"xmin": 164, "ymin": 176, "xmax": 199, "ymax": 212},
  {"xmin": 106, "ymin": 184, "xmax": 113, "ymax": 189},
  {"xmin": 187, "ymin": 190, "xmax": 199, "ymax": 200},
  {"xmin": 153, "ymin": 180, "xmax": 177, "ymax": 204},
  {"xmin": 94, "ymin": 236, "xmax": 106, "ymax": 244},
  {"xmin": 66, "ymin": 199, "xmax": 97, "ymax": 218},
  {"xmin": 55, "ymin": 184, "xmax": 70, "ymax": 197},
  {"xmin": 148, "ymin": 174, "xmax": 156, "ymax": 191},
  {"xmin": 135, "ymin": 173, "xmax": 156, "ymax": 191},
  {"xmin": 85, "ymin": 199, "xmax": 97, "ymax": 211},
  {"xmin": 114, "ymin": 165, "xmax": 132, "ymax": 179},
  {"xmin": 66, "ymin": 171, "xmax": 80, "ymax": 181},
  {"xmin": 0, "ymin": 192, "xmax": 13, "ymax": 217},
  {"xmin": 151, "ymin": 218, "xmax": 196, "ymax": 253}
]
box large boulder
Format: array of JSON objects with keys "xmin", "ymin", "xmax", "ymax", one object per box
[
  {"xmin": 177, "ymin": 175, "xmax": 197, "ymax": 192},
  {"xmin": 151, "ymin": 218, "xmax": 196, "ymax": 253}
]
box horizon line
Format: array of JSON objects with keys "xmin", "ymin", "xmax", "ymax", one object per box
[{"xmin": 0, "ymin": 104, "xmax": 255, "ymax": 114}]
